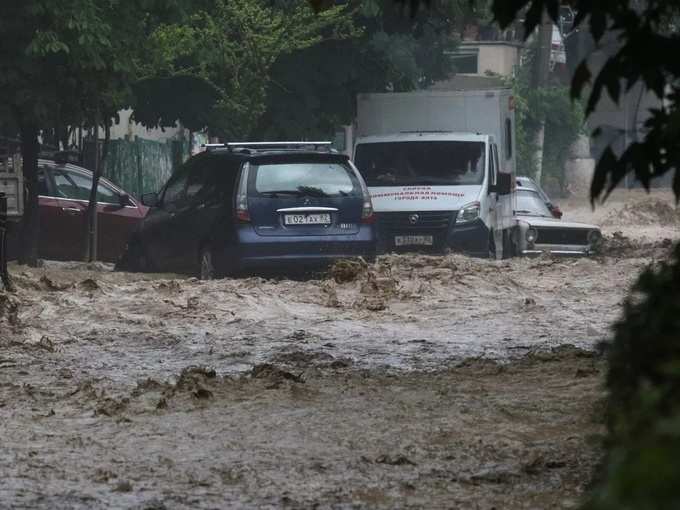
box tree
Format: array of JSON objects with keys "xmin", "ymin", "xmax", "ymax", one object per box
[
  {"xmin": 486, "ymin": 2, "xmax": 680, "ymax": 508},
  {"xmin": 144, "ymin": 0, "xmax": 359, "ymax": 140},
  {"xmin": 503, "ymin": 44, "xmax": 584, "ymax": 193},
  {"xmin": 491, "ymin": 0, "xmax": 680, "ymax": 203},
  {"xmin": 0, "ymin": 0, "xmax": 181, "ymax": 265},
  {"xmin": 256, "ymin": 0, "xmax": 467, "ymax": 141}
]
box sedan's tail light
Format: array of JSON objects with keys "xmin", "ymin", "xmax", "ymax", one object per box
[{"xmin": 235, "ymin": 162, "xmax": 251, "ymax": 223}]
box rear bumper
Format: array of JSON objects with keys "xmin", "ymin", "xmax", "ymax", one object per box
[{"xmin": 224, "ymin": 225, "xmax": 376, "ymax": 268}]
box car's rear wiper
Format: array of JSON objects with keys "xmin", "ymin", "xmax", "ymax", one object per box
[
  {"xmin": 297, "ymin": 185, "xmax": 329, "ymax": 197},
  {"xmin": 260, "ymin": 190, "xmax": 303, "ymax": 197}
]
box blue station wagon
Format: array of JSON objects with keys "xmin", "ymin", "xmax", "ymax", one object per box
[{"xmin": 117, "ymin": 142, "xmax": 376, "ymax": 278}]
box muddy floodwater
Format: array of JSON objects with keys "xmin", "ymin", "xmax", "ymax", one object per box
[{"xmin": 1, "ymin": 190, "xmax": 678, "ymax": 508}]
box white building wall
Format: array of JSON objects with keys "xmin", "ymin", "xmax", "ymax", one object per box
[{"xmin": 109, "ymin": 109, "xmax": 185, "ymax": 142}]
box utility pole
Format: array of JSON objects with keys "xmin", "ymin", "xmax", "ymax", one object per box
[
  {"xmin": 532, "ymin": 11, "xmax": 553, "ymax": 184},
  {"xmin": 85, "ymin": 108, "xmax": 100, "ymax": 262}
]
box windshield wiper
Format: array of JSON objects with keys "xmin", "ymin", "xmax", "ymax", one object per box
[{"xmin": 514, "ymin": 209, "xmax": 551, "ymax": 217}]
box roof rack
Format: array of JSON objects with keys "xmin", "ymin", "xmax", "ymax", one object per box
[{"xmin": 203, "ymin": 141, "xmax": 335, "ymax": 153}]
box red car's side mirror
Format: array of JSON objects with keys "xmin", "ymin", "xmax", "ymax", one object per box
[{"xmin": 118, "ymin": 193, "xmax": 132, "ymax": 208}]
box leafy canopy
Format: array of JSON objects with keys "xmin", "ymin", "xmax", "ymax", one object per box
[
  {"xmin": 145, "ymin": 0, "xmax": 359, "ymax": 139},
  {"xmin": 492, "ymin": 0, "xmax": 680, "ymax": 202},
  {"xmin": 257, "ymin": 0, "xmax": 468, "ymax": 140}
]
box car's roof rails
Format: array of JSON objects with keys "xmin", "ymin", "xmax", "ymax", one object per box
[{"xmin": 203, "ymin": 141, "xmax": 335, "ymax": 153}]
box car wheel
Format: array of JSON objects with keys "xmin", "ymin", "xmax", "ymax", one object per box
[{"xmin": 199, "ymin": 246, "xmax": 216, "ymax": 281}]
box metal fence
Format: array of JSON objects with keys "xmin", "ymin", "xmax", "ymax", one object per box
[{"xmin": 84, "ymin": 138, "xmax": 190, "ymax": 198}]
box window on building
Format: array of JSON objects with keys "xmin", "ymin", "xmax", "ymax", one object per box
[{"xmin": 450, "ymin": 49, "xmax": 479, "ymax": 74}]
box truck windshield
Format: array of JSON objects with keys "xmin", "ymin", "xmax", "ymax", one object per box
[{"xmin": 354, "ymin": 141, "xmax": 486, "ymax": 187}]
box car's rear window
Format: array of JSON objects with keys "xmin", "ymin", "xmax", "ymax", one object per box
[{"xmin": 251, "ymin": 162, "xmax": 360, "ymax": 197}]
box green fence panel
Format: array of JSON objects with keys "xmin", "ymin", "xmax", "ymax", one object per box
[{"xmin": 102, "ymin": 138, "xmax": 188, "ymax": 198}]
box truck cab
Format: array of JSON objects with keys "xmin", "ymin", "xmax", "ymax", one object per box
[
  {"xmin": 354, "ymin": 131, "xmax": 513, "ymax": 258},
  {"xmin": 349, "ymin": 87, "xmax": 517, "ymax": 258}
]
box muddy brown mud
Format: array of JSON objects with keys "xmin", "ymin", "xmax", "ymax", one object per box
[{"xmin": 0, "ymin": 190, "xmax": 676, "ymax": 508}]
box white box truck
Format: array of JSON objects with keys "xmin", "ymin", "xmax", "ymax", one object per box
[{"xmin": 352, "ymin": 88, "xmax": 516, "ymax": 258}]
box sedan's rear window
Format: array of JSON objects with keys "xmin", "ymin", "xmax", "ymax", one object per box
[{"xmin": 252, "ymin": 162, "xmax": 359, "ymax": 197}]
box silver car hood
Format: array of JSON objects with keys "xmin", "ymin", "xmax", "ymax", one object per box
[{"xmin": 515, "ymin": 215, "xmax": 600, "ymax": 231}]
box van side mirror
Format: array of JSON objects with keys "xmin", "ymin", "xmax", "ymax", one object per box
[
  {"xmin": 490, "ymin": 173, "xmax": 512, "ymax": 195},
  {"xmin": 141, "ymin": 192, "xmax": 159, "ymax": 207}
]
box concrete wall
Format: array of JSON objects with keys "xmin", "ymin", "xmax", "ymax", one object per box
[{"xmin": 457, "ymin": 42, "xmax": 522, "ymax": 77}]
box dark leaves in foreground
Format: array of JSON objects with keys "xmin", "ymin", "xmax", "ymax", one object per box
[{"xmin": 490, "ymin": 0, "xmax": 680, "ymax": 203}]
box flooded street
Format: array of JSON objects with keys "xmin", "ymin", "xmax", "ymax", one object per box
[{"xmin": 1, "ymin": 190, "xmax": 678, "ymax": 508}]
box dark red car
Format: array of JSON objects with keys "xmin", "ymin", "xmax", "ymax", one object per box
[{"xmin": 34, "ymin": 159, "xmax": 148, "ymax": 262}]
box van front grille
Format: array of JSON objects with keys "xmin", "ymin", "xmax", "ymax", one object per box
[{"xmin": 377, "ymin": 211, "xmax": 454, "ymax": 232}]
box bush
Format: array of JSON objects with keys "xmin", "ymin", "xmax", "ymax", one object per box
[{"xmin": 584, "ymin": 243, "xmax": 680, "ymax": 509}]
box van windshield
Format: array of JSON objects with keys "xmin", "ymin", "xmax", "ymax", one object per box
[
  {"xmin": 355, "ymin": 141, "xmax": 486, "ymax": 187},
  {"xmin": 252, "ymin": 162, "xmax": 360, "ymax": 197}
]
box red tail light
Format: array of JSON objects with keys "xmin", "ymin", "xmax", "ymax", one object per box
[
  {"xmin": 361, "ymin": 210, "xmax": 376, "ymax": 224},
  {"xmin": 236, "ymin": 209, "xmax": 251, "ymax": 223},
  {"xmin": 234, "ymin": 163, "xmax": 251, "ymax": 223}
]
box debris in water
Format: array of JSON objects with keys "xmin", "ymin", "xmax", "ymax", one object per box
[
  {"xmin": 0, "ymin": 293, "xmax": 19, "ymax": 325},
  {"xmin": 250, "ymin": 363, "xmax": 304, "ymax": 383},
  {"xmin": 37, "ymin": 336, "xmax": 55, "ymax": 352},
  {"xmin": 330, "ymin": 259, "xmax": 366, "ymax": 283},
  {"xmin": 112, "ymin": 480, "xmax": 133, "ymax": 493},
  {"xmin": 78, "ymin": 279, "xmax": 100, "ymax": 292},
  {"xmin": 39, "ymin": 275, "xmax": 70, "ymax": 291},
  {"xmin": 375, "ymin": 454, "xmax": 417, "ymax": 466}
]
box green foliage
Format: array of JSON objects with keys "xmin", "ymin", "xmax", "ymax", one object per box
[
  {"xmin": 488, "ymin": 1, "xmax": 680, "ymax": 506},
  {"xmin": 503, "ymin": 49, "xmax": 584, "ymax": 192},
  {"xmin": 145, "ymin": 0, "xmax": 358, "ymax": 139},
  {"xmin": 256, "ymin": 0, "xmax": 464, "ymax": 140},
  {"xmin": 0, "ymin": 0, "xmax": 170, "ymax": 126},
  {"xmin": 583, "ymin": 244, "xmax": 680, "ymax": 510},
  {"xmin": 492, "ymin": 0, "xmax": 680, "ymax": 202}
]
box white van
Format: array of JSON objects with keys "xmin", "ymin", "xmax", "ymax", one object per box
[{"xmin": 352, "ymin": 89, "xmax": 516, "ymax": 258}]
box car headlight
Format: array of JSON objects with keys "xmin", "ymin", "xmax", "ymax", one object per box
[
  {"xmin": 526, "ymin": 228, "xmax": 538, "ymax": 243},
  {"xmin": 588, "ymin": 230, "xmax": 602, "ymax": 245},
  {"xmin": 456, "ymin": 202, "xmax": 480, "ymax": 224}
]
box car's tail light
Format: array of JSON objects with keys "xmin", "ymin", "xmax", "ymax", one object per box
[
  {"xmin": 235, "ymin": 162, "xmax": 251, "ymax": 223},
  {"xmin": 361, "ymin": 199, "xmax": 375, "ymax": 224},
  {"xmin": 350, "ymin": 161, "xmax": 375, "ymax": 225}
]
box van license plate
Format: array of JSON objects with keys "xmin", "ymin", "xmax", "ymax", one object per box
[
  {"xmin": 284, "ymin": 213, "xmax": 331, "ymax": 225},
  {"xmin": 395, "ymin": 235, "xmax": 434, "ymax": 246}
]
